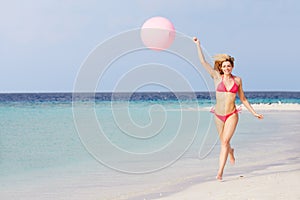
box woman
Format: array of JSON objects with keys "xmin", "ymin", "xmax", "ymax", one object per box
[{"xmin": 193, "ymin": 37, "xmax": 263, "ymax": 181}]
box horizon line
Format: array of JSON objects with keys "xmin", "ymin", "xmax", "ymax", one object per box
[{"xmin": 0, "ymin": 90, "xmax": 299, "ymax": 94}]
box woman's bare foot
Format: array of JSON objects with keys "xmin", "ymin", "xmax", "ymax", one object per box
[
  {"xmin": 216, "ymin": 174, "xmax": 222, "ymax": 181},
  {"xmin": 229, "ymin": 148, "xmax": 235, "ymax": 164}
]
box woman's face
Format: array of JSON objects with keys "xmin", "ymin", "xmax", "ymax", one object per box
[{"xmin": 221, "ymin": 61, "xmax": 233, "ymax": 74}]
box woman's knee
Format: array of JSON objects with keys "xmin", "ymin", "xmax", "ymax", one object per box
[{"xmin": 221, "ymin": 139, "xmax": 230, "ymax": 147}]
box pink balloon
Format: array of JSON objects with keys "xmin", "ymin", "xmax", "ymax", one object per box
[{"xmin": 140, "ymin": 17, "xmax": 176, "ymax": 51}]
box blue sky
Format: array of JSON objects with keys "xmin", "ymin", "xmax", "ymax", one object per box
[{"xmin": 0, "ymin": 0, "xmax": 299, "ymax": 92}]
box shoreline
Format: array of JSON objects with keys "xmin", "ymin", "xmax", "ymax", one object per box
[
  {"xmin": 136, "ymin": 110, "xmax": 300, "ymax": 200},
  {"xmin": 127, "ymin": 149, "xmax": 300, "ymax": 200},
  {"xmin": 1, "ymin": 108, "xmax": 299, "ymax": 200}
]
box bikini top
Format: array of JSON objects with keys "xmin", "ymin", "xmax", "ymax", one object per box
[{"xmin": 216, "ymin": 76, "xmax": 239, "ymax": 93}]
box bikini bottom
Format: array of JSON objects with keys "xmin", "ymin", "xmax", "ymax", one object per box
[{"xmin": 210, "ymin": 106, "xmax": 242, "ymax": 123}]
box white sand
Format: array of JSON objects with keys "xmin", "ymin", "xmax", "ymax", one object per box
[
  {"xmin": 148, "ymin": 109, "xmax": 300, "ymax": 200},
  {"xmin": 154, "ymin": 164, "xmax": 300, "ymax": 200},
  {"xmin": 244, "ymin": 103, "xmax": 300, "ymax": 111},
  {"xmin": 189, "ymin": 103, "xmax": 300, "ymax": 112}
]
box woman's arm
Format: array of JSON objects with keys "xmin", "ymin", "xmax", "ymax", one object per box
[
  {"xmin": 237, "ymin": 77, "xmax": 264, "ymax": 119},
  {"xmin": 193, "ymin": 37, "xmax": 218, "ymax": 79}
]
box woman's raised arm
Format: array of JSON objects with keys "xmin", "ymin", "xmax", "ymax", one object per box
[{"xmin": 193, "ymin": 37, "xmax": 218, "ymax": 79}]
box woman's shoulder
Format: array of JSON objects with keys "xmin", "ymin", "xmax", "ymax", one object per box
[{"xmin": 232, "ymin": 75, "xmax": 242, "ymax": 84}]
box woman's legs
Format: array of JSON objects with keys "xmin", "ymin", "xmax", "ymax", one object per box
[{"xmin": 214, "ymin": 113, "xmax": 238, "ymax": 180}]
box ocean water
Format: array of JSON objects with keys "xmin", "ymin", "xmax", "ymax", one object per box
[{"xmin": 0, "ymin": 92, "xmax": 299, "ymax": 199}]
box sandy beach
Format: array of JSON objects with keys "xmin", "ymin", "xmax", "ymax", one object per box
[
  {"xmin": 151, "ymin": 108, "xmax": 300, "ymax": 200},
  {"xmin": 154, "ymin": 164, "xmax": 300, "ymax": 200}
]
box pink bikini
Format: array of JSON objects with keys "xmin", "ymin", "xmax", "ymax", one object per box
[
  {"xmin": 216, "ymin": 76, "xmax": 239, "ymax": 93},
  {"xmin": 210, "ymin": 75, "xmax": 241, "ymax": 122}
]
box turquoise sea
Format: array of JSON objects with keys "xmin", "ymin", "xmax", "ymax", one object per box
[{"xmin": 0, "ymin": 92, "xmax": 299, "ymax": 199}]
